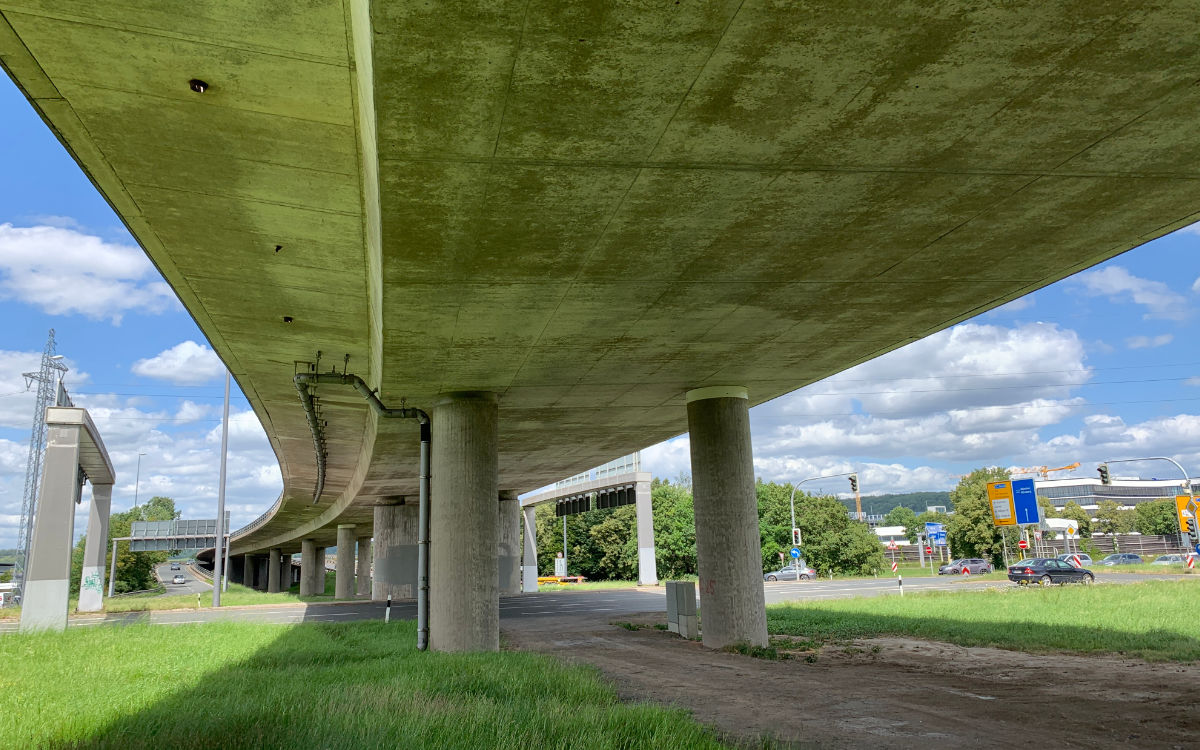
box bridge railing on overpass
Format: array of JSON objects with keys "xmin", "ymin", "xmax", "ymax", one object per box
[{"xmin": 230, "ymin": 491, "xmax": 285, "ymax": 540}]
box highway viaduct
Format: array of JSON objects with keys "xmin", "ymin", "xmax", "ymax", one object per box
[{"xmin": 3, "ymin": 2, "xmax": 1199, "ymax": 651}]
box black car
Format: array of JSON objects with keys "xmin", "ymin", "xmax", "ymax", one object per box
[{"xmin": 1008, "ymin": 557, "xmax": 1094, "ymax": 585}]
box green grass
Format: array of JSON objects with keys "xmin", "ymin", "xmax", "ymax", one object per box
[
  {"xmin": 104, "ymin": 572, "xmax": 339, "ymax": 613},
  {"xmin": 766, "ymin": 579, "xmax": 1200, "ymax": 662},
  {"xmin": 1, "ymin": 620, "xmax": 729, "ymax": 749}
]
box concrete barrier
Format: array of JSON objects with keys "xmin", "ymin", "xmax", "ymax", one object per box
[{"xmin": 665, "ymin": 581, "xmax": 698, "ymax": 639}]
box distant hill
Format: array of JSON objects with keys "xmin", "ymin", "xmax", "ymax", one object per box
[
  {"xmin": 838, "ymin": 492, "xmax": 952, "ymax": 516},
  {"xmin": 0, "ymin": 549, "xmax": 18, "ymax": 565}
]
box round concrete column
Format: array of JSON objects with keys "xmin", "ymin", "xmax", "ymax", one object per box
[
  {"xmin": 335, "ymin": 524, "xmax": 356, "ymax": 599},
  {"xmin": 498, "ymin": 490, "xmax": 521, "ymax": 596},
  {"xmin": 300, "ymin": 539, "xmax": 321, "ymax": 596},
  {"xmin": 267, "ymin": 548, "xmax": 282, "ymax": 593},
  {"xmin": 372, "ymin": 502, "xmax": 417, "ymax": 600},
  {"xmin": 355, "ymin": 536, "xmax": 372, "ymax": 596},
  {"xmin": 243, "ymin": 553, "xmax": 256, "ymax": 588},
  {"xmin": 686, "ymin": 386, "xmax": 767, "ymax": 649},
  {"xmin": 430, "ymin": 392, "xmax": 499, "ymax": 652}
]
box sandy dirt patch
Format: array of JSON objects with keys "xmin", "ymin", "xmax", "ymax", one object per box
[{"xmin": 503, "ymin": 612, "xmax": 1200, "ymax": 749}]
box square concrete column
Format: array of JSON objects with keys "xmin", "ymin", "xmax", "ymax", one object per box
[
  {"xmin": 77, "ymin": 483, "xmax": 113, "ymax": 613},
  {"xmin": 300, "ymin": 539, "xmax": 325, "ymax": 596},
  {"xmin": 686, "ymin": 386, "xmax": 768, "ymax": 649},
  {"xmin": 243, "ymin": 553, "xmax": 256, "ymax": 588},
  {"xmin": 498, "ymin": 490, "xmax": 521, "ymax": 596},
  {"xmin": 267, "ymin": 548, "xmax": 282, "ymax": 593},
  {"xmin": 430, "ymin": 392, "xmax": 499, "ymax": 651},
  {"xmin": 372, "ymin": 502, "xmax": 417, "ymax": 600},
  {"xmin": 635, "ymin": 479, "xmax": 658, "ymax": 585},
  {"xmin": 21, "ymin": 423, "xmax": 82, "ymax": 632},
  {"xmin": 355, "ymin": 536, "xmax": 372, "ymax": 596},
  {"xmin": 335, "ymin": 524, "xmax": 356, "ymax": 599},
  {"xmin": 521, "ymin": 505, "xmax": 538, "ymax": 593}
]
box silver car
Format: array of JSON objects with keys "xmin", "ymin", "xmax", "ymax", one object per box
[
  {"xmin": 938, "ymin": 558, "xmax": 993, "ymax": 575},
  {"xmin": 1151, "ymin": 554, "xmax": 1188, "ymax": 565},
  {"xmin": 764, "ymin": 564, "xmax": 816, "ymax": 581},
  {"xmin": 1057, "ymin": 553, "xmax": 1093, "ymax": 567}
]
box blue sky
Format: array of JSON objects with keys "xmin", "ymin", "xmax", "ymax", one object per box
[{"xmin": 2, "ymin": 71, "xmax": 1199, "ymax": 546}]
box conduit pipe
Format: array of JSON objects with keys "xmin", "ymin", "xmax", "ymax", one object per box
[{"xmin": 292, "ymin": 372, "xmax": 433, "ymax": 651}]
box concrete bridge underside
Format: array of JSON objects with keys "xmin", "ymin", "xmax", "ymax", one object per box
[{"xmin": 4, "ymin": 2, "xmax": 1199, "ymax": 648}]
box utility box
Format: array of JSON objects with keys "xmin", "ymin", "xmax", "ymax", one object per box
[{"xmin": 665, "ymin": 581, "xmax": 698, "ymax": 639}]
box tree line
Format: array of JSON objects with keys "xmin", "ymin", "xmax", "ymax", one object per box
[{"xmin": 68, "ymin": 495, "xmax": 180, "ymax": 596}]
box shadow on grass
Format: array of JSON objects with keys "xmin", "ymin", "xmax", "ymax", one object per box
[
  {"xmin": 765, "ymin": 607, "xmax": 1200, "ymax": 662},
  {"xmin": 39, "ymin": 620, "xmax": 728, "ymax": 749}
]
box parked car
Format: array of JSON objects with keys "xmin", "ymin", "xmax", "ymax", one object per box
[
  {"xmin": 1095, "ymin": 553, "xmax": 1143, "ymax": 566},
  {"xmin": 171, "ymin": 574, "xmax": 186, "ymax": 584},
  {"xmin": 1056, "ymin": 553, "xmax": 1093, "ymax": 567},
  {"xmin": 1008, "ymin": 557, "xmax": 1094, "ymax": 585},
  {"xmin": 764, "ymin": 563, "xmax": 817, "ymax": 581},
  {"xmin": 1151, "ymin": 554, "xmax": 1188, "ymax": 565},
  {"xmin": 938, "ymin": 558, "xmax": 993, "ymax": 575}
]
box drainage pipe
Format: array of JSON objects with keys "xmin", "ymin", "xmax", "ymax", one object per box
[{"xmin": 292, "ymin": 371, "xmax": 432, "ymax": 650}]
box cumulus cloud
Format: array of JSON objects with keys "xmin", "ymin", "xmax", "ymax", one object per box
[
  {"xmin": 1074, "ymin": 265, "xmax": 1190, "ymax": 321},
  {"xmin": 0, "ymin": 223, "xmax": 178, "ymax": 324},
  {"xmin": 132, "ymin": 341, "xmax": 224, "ymax": 385},
  {"xmin": 1126, "ymin": 334, "xmax": 1173, "ymax": 349}
]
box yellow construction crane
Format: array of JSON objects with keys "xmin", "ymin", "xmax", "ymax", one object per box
[{"xmin": 1012, "ymin": 462, "xmax": 1080, "ymax": 479}]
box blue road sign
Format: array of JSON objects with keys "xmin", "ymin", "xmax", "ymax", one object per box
[
  {"xmin": 924, "ymin": 522, "xmax": 946, "ymax": 546},
  {"xmin": 1011, "ymin": 478, "xmax": 1040, "ymax": 526},
  {"xmin": 789, "ymin": 547, "xmax": 801, "ymax": 559},
  {"xmin": 1194, "ymin": 544, "xmax": 1200, "ymax": 556}
]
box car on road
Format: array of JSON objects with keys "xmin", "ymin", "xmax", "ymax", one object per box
[
  {"xmin": 170, "ymin": 563, "xmax": 181, "ymax": 570},
  {"xmin": 1095, "ymin": 553, "xmax": 1143, "ymax": 566},
  {"xmin": 171, "ymin": 574, "xmax": 186, "ymax": 584},
  {"xmin": 938, "ymin": 558, "xmax": 993, "ymax": 575},
  {"xmin": 1151, "ymin": 554, "xmax": 1189, "ymax": 565},
  {"xmin": 1008, "ymin": 557, "xmax": 1094, "ymax": 585},
  {"xmin": 764, "ymin": 564, "xmax": 817, "ymax": 581},
  {"xmin": 1056, "ymin": 553, "xmax": 1093, "ymax": 567}
]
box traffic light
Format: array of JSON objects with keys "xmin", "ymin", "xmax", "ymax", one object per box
[
  {"xmin": 1186, "ymin": 516, "xmax": 1199, "ymax": 546},
  {"xmin": 1097, "ymin": 464, "xmax": 1111, "ymax": 485},
  {"xmin": 849, "ymin": 474, "xmax": 859, "ymax": 493},
  {"xmin": 792, "ymin": 528, "xmax": 802, "ymax": 545}
]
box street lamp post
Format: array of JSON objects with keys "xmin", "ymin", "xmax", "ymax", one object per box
[
  {"xmin": 1100, "ymin": 456, "xmax": 1195, "ymax": 548},
  {"xmin": 133, "ymin": 452, "xmax": 146, "ymax": 513}
]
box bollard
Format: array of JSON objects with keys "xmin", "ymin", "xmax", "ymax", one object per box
[
  {"xmin": 196, "ymin": 593, "xmax": 201, "ymax": 610},
  {"xmin": 898, "ymin": 573, "xmax": 904, "ymax": 597},
  {"xmin": 385, "ymin": 596, "xmax": 392, "ymax": 623}
]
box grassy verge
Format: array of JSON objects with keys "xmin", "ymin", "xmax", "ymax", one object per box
[
  {"xmin": 105, "ymin": 572, "xmax": 340, "ymax": 613},
  {"xmin": 1093, "ymin": 563, "xmax": 1195, "ymax": 575},
  {"xmin": 767, "ymin": 579, "xmax": 1200, "ymax": 662},
  {"xmin": 1, "ymin": 620, "xmax": 728, "ymax": 749}
]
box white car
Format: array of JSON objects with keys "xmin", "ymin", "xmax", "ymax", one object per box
[
  {"xmin": 1150, "ymin": 554, "xmax": 1188, "ymax": 565},
  {"xmin": 172, "ymin": 574, "xmax": 186, "ymax": 584},
  {"xmin": 1056, "ymin": 553, "xmax": 1093, "ymax": 567}
]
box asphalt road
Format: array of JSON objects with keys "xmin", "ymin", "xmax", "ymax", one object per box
[
  {"xmin": 0, "ymin": 571, "xmax": 1183, "ymax": 632},
  {"xmin": 154, "ymin": 562, "xmax": 211, "ymax": 596}
]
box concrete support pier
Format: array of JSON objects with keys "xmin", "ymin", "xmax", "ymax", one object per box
[
  {"xmin": 22, "ymin": 407, "xmax": 114, "ymax": 632},
  {"xmin": 77, "ymin": 483, "xmax": 113, "ymax": 612},
  {"xmin": 243, "ymin": 553, "xmax": 256, "ymax": 589},
  {"xmin": 335, "ymin": 524, "xmax": 356, "ymax": 599},
  {"xmin": 498, "ymin": 490, "xmax": 521, "ymax": 596},
  {"xmin": 300, "ymin": 539, "xmax": 324, "ymax": 596},
  {"xmin": 267, "ymin": 548, "xmax": 282, "ymax": 593},
  {"xmin": 521, "ymin": 505, "xmax": 538, "ymax": 592},
  {"xmin": 430, "ymin": 392, "xmax": 499, "ymax": 651},
  {"xmin": 372, "ymin": 502, "xmax": 417, "ymax": 600},
  {"xmin": 355, "ymin": 536, "xmax": 371, "ymax": 596},
  {"xmin": 634, "ymin": 479, "xmax": 658, "ymax": 585},
  {"xmin": 686, "ymin": 386, "xmax": 767, "ymax": 649}
]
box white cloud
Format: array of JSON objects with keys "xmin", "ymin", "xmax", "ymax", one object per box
[
  {"xmin": 1074, "ymin": 265, "xmax": 1190, "ymax": 321},
  {"xmin": 1186, "ymin": 377, "xmax": 1200, "ymax": 387},
  {"xmin": 132, "ymin": 341, "xmax": 224, "ymax": 385},
  {"xmin": 1192, "ymin": 276, "xmax": 1200, "ymax": 294},
  {"xmin": 0, "ymin": 223, "xmax": 178, "ymax": 324},
  {"xmin": 1126, "ymin": 334, "xmax": 1174, "ymax": 349}
]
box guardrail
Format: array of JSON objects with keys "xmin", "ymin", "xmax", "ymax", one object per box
[{"xmin": 228, "ymin": 491, "xmax": 285, "ymax": 540}]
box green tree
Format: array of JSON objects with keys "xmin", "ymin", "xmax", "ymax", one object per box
[
  {"xmin": 1134, "ymin": 499, "xmax": 1178, "ymax": 536},
  {"xmin": 1093, "ymin": 500, "xmax": 1134, "ymax": 549},
  {"xmin": 756, "ymin": 480, "xmax": 796, "ymax": 571},
  {"xmin": 70, "ymin": 496, "xmax": 180, "ymax": 597},
  {"xmin": 651, "ymin": 481, "xmax": 697, "ymax": 579},
  {"xmin": 945, "ymin": 467, "xmax": 1019, "ymax": 567},
  {"xmin": 882, "ymin": 505, "xmax": 919, "ymax": 542},
  {"xmin": 794, "ymin": 493, "xmax": 886, "ymax": 575},
  {"xmin": 1060, "ymin": 501, "xmax": 1092, "ymax": 538}
]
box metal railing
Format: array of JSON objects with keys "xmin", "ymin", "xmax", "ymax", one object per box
[{"xmin": 229, "ymin": 491, "xmax": 285, "ymax": 540}]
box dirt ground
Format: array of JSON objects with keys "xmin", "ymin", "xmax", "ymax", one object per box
[{"xmin": 503, "ymin": 612, "xmax": 1200, "ymax": 749}]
